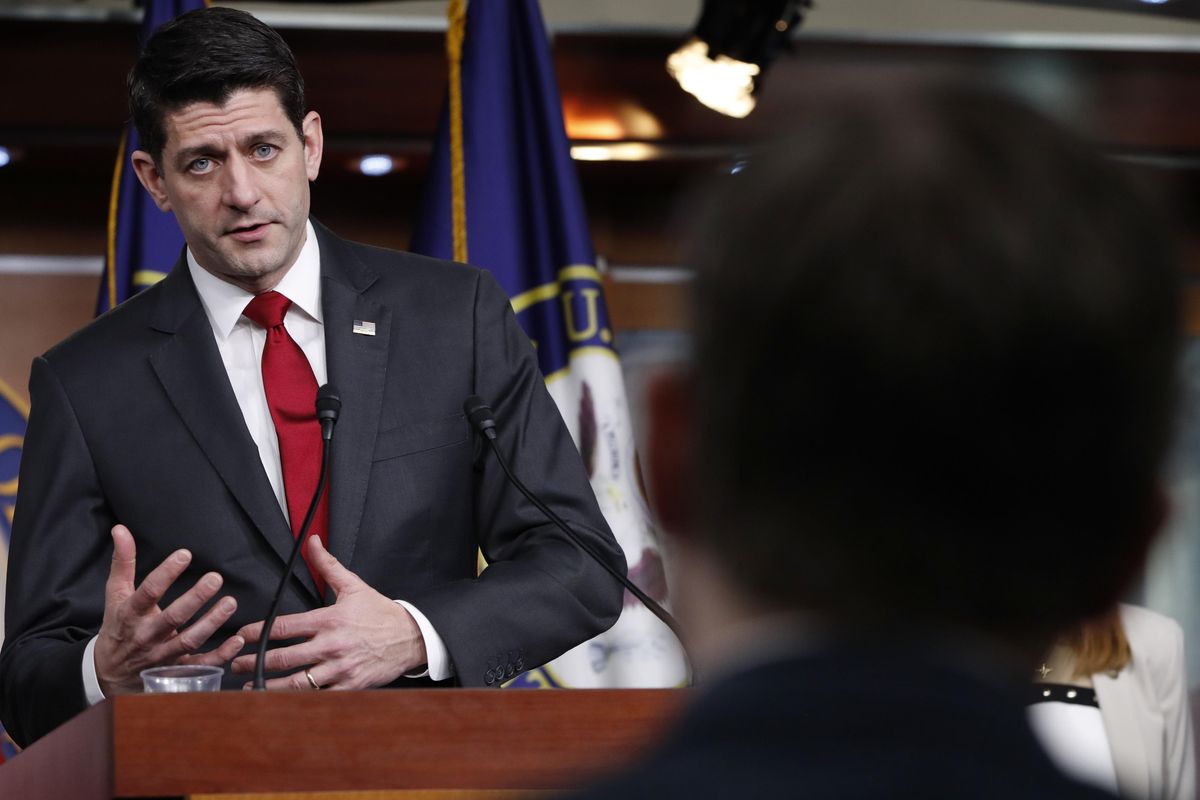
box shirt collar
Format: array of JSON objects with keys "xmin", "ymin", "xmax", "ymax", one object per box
[{"xmin": 187, "ymin": 219, "xmax": 322, "ymax": 340}]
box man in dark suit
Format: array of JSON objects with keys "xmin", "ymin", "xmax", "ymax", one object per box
[
  {"xmin": 573, "ymin": 84, "xmax": 1182, "ymax": 798},
  {"xmin": 0, "ymin": 7, "xmax": 624, "ymax": 747}
]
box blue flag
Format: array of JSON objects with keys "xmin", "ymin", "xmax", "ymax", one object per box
[
  {"xmin": 412, "ymin": 0, "xmax": 686, "ymax": 688},
  {"xmin": 0, "ymin": 380, "xmax": 27, "ymax": 761},
  {"xmin": 97, "ymin": 0, "xmax": 206, "ymax": 315}
]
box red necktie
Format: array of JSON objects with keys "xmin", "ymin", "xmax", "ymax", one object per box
[{"xmin": 242, "ymin": 290, "xmax": 328, "ymax": 597}]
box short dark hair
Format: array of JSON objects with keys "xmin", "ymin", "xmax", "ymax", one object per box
[
  {"xmin": 687, "ymin": 83, "xmax": 1181, "ymax": 644},
  {"xmin": 128, "ymin": 6, "xmax": 306, "ymax": 161}
]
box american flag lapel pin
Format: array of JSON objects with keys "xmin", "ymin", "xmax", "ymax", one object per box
[{"xmin": 352, "ymin": 320, "xmax": 377, "ymax": 336}]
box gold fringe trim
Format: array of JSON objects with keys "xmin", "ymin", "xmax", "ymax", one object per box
[
  {"xmin": 103, "ymin": 128, "xmax": 128, "ymax": 312},
  {"xmin": 447, "ymin": 0, "xmax": 468, "ymax": 264}
]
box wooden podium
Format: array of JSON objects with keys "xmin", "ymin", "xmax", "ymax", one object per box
[{"xmin": 0, "ymin": 689, "xmax": 683, "ymax": 799}]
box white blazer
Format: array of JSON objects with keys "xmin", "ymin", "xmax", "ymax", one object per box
[{"xmin": 1092, "ymin": 604, "xmax": 1196, "ymax": 800}]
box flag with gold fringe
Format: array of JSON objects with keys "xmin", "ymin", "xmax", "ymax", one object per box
[
  {"xmin": 411, "ymin": 0, "xmax": 686, "ymax": 688},
  {"xmin": 97, "ymin": 0, "xmax": 206, "ymax": 315},
  {"xmin": 0, "ymin": 380, "xmax": 28, "ymax": 761}
]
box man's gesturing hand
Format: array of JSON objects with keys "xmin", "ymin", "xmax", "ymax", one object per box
[
  {"xmin": 94, "ymin": 525, "xmax": 243, "ymax": 696},
  {"xmin": 230, "ymin": 537, "xmax": 427, "ymax": 690}
]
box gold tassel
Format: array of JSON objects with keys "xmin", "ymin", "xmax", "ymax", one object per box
[
  {"xmin": 447, "ymin": 0, "xmax": 468, "ymax": 264},
  {"xmin": 103, "ymin": 128, "xmax": 128, "ymax": 312}
]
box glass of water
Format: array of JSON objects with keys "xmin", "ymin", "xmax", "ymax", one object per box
[{"xmin": 140, "ymin": 665, "xmax": 223, "ymax": 693}]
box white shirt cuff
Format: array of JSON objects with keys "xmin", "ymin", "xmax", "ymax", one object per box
[
  {"xmin": 395, "ymin": 600, "xmax": 453, "ymax": 681},
  {"xmin": 82, "ymin": 635, "xmax": 107, "ymax": 705}
]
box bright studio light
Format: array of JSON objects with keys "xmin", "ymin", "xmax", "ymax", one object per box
[
  {"xmin": 668, "ymin": 0, "xmax": 810, "ymax": 119},
  {"xmin": 666, "ymin": 39, "xmax": 760, "ymax": 119},
  {"xmin": 0, "ymin": 147, "xmax": 11, "ymax": 168},
  {"xmin": 358, "ymin": 154, "xmax": 394, "ymax": 176}
]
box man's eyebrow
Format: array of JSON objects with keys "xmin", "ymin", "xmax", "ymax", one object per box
[
  {"xmin": 239, "ymin": 130, "xmax": 290, "ymax": 148},
  {"xmin": 174, "ymin": 142, "xmax": 224, "ymax": 169}
]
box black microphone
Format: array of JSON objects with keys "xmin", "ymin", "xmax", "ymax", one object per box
[
  {"xmin": 464, "ymin": 395, "xmax": 497, "ymax": 441},
  {"xmin": 462, "ymin": 395, "xmax": 686, "ymax": 644},
  {"xmin": 254, "ymin": 384, "xmax": 341, "ymax": 691},
  {"xmin": 316, "ymin": 385, "xmax": 341, "ymax": 441}
]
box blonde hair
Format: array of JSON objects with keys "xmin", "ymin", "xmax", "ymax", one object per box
[{"xmin": 1063, "ymin": 607, "xmax": 1131, "ymax": 677}]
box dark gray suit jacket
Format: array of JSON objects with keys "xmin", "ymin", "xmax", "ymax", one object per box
[{"xmin": 0, "ymin": 222, "xmax": 625, "ymax": 746}]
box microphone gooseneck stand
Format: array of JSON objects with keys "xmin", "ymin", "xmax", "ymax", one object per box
[
  {"xmin": 253, "ymin": 385, "xmax": 341, "ymax": 691},
  {"xmin": 463, "ymin": 395, "xmax": 687, "ymax": 645}
]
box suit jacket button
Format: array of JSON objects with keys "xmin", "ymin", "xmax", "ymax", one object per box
[
  {"xmin": 485, "ymin": 670, "xmax": 495, "ymax": 684},
  {"xmin": 515, "ymin": 660, "xmax": 525, "ymax": 672},
  {"xmin": 506, "ymin": 664, "xmax": 515, "ymax": 678}
]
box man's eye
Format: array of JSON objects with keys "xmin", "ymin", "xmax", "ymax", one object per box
[
  {"xmin": 190, "ymin": 158, "xmax": 212, "ymax": 173},
  {"xmin": 254, "ymin": 144, "xmax": 277, "ymax": 159}
]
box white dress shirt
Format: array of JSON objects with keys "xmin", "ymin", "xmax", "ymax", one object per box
[{"xmin": 83, "ymin": 221, "xmax": 450, "ymax": 702}]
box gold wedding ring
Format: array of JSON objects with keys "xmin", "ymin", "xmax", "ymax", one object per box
[{"xmin": 304, "ymin": 669, "xmax": 321, "ymax": 691}]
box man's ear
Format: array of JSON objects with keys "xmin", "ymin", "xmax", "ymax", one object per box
[
  {"xmin": 646, "ymin": 368, "xmax": 695, "ymax": 539},
  {"xmin": 301, "ymin": 111, "xmax": 323, "ymax": 182},
  {"xmin": 130, "ymin": 150, "xmax": 171, "ymax": 212}
]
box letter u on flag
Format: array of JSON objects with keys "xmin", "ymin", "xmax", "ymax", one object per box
[
  {"xmin": 0, "ymin": 381, "xmax": 27, "ymax": 761},
  {"xmin": 97, "ymin": 0, "xmax": 207, "ymax": 315},
  {"xmin": 411, "ymin": 0, "xmax": 686, "ymax": 688}
]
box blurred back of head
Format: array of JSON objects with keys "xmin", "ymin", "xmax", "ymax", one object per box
[{"xmin": 680, "ymin": 83, "xmax": 1181, "ymax": 651}]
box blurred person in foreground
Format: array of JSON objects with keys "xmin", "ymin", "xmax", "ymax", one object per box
[{"xmin": 573, "ymin": 83, "xmax": 1183, "ymax": 799}]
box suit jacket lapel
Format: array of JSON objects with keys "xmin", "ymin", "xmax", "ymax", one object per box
[
  {"xmin": 147, "ymin": 260, "xmax": 321, "ymax": 601},
  {"xmin": 316, "ymin": 223, "xmax": 391, "ymax": 572}
]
